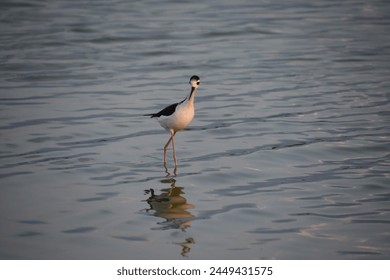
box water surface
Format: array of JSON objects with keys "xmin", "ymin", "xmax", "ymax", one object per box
[{"xmin": 0, "ymin": 0, "xmax": 389, "ymax": 259}]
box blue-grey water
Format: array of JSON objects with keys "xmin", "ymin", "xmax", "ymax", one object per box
[{"xmin": 0, "ymin": 0, "xmax": 389, "ymax": 259}]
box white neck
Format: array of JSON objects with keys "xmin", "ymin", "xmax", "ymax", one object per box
[{"xmin": 187, "ymin": 87, "xmax": 197, "ymax": 104}]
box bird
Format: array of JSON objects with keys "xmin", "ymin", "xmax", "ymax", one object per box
[{"xmin": 145, "ymin": 75, "xmax": 200, "ymax": 166}]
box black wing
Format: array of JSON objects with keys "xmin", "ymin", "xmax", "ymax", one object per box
[
  {"xmin": 146, "ymin": 102, "xmax": 178, "ymax": 118},
  {"xmin": 145, "ymin": 98, "xmax": 186, "ymax": 118}
]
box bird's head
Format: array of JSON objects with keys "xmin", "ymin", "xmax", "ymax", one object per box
[{"xmin": 189, "ymin": 75, "xmax": 200, "ymax": 89}]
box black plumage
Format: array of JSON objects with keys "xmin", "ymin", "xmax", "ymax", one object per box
[{"xmin": 145, "ymin": 98, "xmax": 185, "ymax": 118}]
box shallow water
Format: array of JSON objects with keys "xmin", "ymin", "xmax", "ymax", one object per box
[{"xmin": 0, "ymin": 0, "xmax": 389, "ymax": 259}]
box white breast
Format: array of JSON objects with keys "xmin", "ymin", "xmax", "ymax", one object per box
[{"xmin": 158, "ymin": 101, "xmax": 194, "ymax": 132}]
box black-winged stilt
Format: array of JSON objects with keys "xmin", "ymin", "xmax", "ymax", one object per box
[{"xmin": 145, "ymin": 75, "xmax": 200, "ymax": 165}]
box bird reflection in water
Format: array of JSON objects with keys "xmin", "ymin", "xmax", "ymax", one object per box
[
  {"xmin": 143, "ymin": 178, "xmax": 195, "ymax": 257},
  {"xmin": 164, "ymin": 164, "xmax": 177, "ymax": 177}
]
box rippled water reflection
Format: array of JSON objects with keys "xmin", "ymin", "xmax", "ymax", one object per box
[{"xmin": 0, "ymin": 0, "xmax": 389, "ymax": 259}]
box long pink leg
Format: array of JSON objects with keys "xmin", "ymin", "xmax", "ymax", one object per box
[
  {"xmin": 163, "ymin": 131, "xmax": 175, "ymax": 164},
  {"xmin": 171, "ymin": 132, "xmax": 177, "ymax": 165}
]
